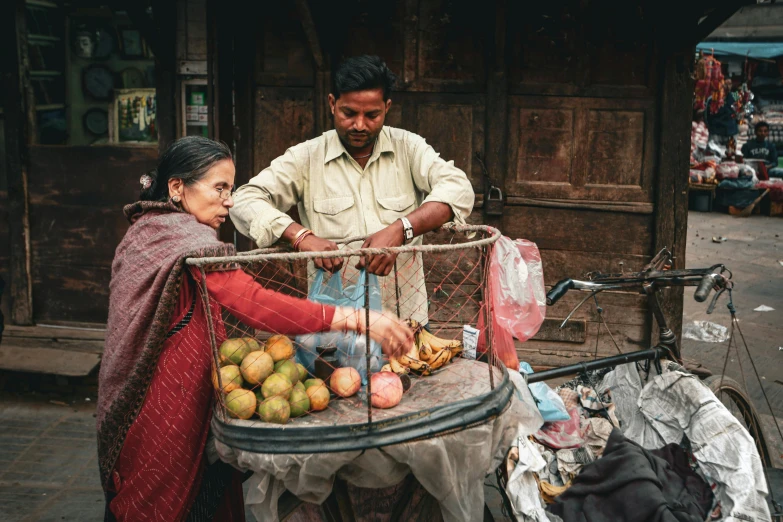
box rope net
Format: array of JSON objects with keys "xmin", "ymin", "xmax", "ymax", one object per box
[{"xmin": 187, "ymin": 225, "xmax": 506, "ymax": 431}]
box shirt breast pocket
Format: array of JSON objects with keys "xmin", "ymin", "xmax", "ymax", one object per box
[
  {"xmin": 312, "ymin": 196, "xmax": 356, "ymax": 240},
  {"xmin": 376, "ymin": 192, "xmax": 416, "ymax": 226}
]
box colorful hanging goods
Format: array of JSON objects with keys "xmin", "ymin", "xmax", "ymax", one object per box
[{"xmin": 694, "ymin": 53, "xmax": 725, "ymax": 114}]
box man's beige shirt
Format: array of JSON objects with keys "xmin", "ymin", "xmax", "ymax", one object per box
[{"xmin": 230, "ymin": 126, "xmax": 474, "ymax": 323}]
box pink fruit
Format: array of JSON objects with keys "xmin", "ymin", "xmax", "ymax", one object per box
[
  {"xmin": 330, "ymin": 367, "xmax": 361, "ymax": 398},
  {"xmin": 370, "ymin": 372, "xmax": 403, "ymax": 409}
]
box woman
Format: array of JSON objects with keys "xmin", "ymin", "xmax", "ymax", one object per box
[{"xmin": 97, "ymin": 137, "xmax": 412, "ymax": 521}]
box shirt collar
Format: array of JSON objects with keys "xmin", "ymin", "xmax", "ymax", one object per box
[{"xmin": 323, "ymin": 128, "xmax": 394, "ymax": 165}]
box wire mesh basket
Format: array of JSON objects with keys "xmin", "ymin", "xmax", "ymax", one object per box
[{"xmin": 186, "ymin": 224, "xmax": 512, "ymax": 453}]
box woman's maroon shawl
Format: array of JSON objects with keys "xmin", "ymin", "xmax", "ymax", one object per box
[{"xmin": 97, "ymin": 202, "xmax": 233, "ymax": 488}]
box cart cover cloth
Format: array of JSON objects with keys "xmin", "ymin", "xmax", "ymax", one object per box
[
  {"xmin": 215, "ymin": 370, "xmax": 544, "ymax": 522},
  {"xmin": 599, "ymin": 364, "xmax": 771, "ymax": 522}
]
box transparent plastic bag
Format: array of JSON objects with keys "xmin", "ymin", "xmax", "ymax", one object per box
[
  {"xmin": 490, "ymin": 236, "xmax": 546, "ymax": 343},
  {"xmin": 295, "ymin": 269, "xmax": 382, "ymax": 384}
]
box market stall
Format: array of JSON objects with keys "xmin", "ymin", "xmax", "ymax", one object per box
[
  {"xmin": 183, "ymin": 224, "xmax": 550, "ymax": 520},
  {"xmin": 184, "ymin": 231, "xmax": 776, "ymax": 522},
  {"xmin": 690, "ymin": 46, "xmax": 783, "ymax": 216}
]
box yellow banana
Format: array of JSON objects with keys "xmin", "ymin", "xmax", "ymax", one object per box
[
  {"xmin": 389, "ymin": 358, "xmax": 410, "ymax": 375},
  {"xmin": 381, "ymin": 364, "xmax": 392, "ymax": 373},
  {"xmin": 426, "ymin": 349, "xmax": 451, "ymax": 371},
  {"xmin": 448, "ymin": 344, "xmax": 463, "ymax": 358},
  {"xmin": 407, "ymin": 319, "xmax": 424, "ymax": 332},
  {"xmin": 419, "ymin": 343, "xmax": 433, "ymax": 362},
  {"xmin": 406, "ymin": 342, "xmax": 421, "ymax": 360},
  {"xmin": 417, "ymin": 328, "xmax": 463, "ymax": 352},
  {"xmin": 398, "ymin": 354, "xmax": 431, "ymax": 373}
]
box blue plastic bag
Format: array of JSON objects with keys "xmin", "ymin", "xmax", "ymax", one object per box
[
  {"xmin": 295, "ymin": 269, "xmax": 383, "ymax": 384},
  {"xmin": 519, "ymin": 361, "xmax": 571, "ymax": 422}
]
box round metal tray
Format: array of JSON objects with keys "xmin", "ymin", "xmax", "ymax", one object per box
[{"xmin": 211, "ymin": 359, "xmax": 513, "ymax": 454}]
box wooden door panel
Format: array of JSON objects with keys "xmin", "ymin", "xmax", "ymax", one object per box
[
  {"xmin": 502, "ymin": 206, "xmax": 654, "ymax": 256},
  {"xmin": 416, "ymin": 102, "xmax": 483, "ymax": 191},
  {"xmin": 26, "ymin": 146, "xmax": 158, "ymax": 324},
  {"xmin": 515, "ymin": 108, "xmax": 575, "ymax": 186},
  {"xmin": 507, "ymin": 96, "xmax": 655, "ymax": 202},
  {"xmin": 585, "ymin": 109, "xmax": 645, "ymax": 186},
  {"xmin": 253, "ymin": 88, "xmax": 315, "ymax": 173},
  {"xmin": 411, "ymin": 0, "xmax": 487, "ymax": 91},
  {"xmin": 392, "ymin": 93, "xmax": 485, "ymax": 192}
]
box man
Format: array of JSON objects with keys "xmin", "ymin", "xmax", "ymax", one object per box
[
  {"xmin": 741, "ymin": 121, "xmax": 782, "ymax": 178},
  {"xmin": 230, "ymin": 55, "xmax": 474, "ymax": 324}
]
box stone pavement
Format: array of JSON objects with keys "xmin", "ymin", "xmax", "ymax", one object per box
[
  {"xmin": 0, "ymin": 394, "xmax": 104, "ymax": 522},
  {"xmin": 682, "ymin": 211, "xmax": 783, "ymax": 467}
]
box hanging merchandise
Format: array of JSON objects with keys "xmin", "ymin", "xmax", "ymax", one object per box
[{"xmin": 694, "ymin": 53, "xmax": 725, "ymax": 114}]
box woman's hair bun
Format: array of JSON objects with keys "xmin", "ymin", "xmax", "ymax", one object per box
[{"xmin": 139, "ymin": 169, "xmax": 158, "ymax": 200}]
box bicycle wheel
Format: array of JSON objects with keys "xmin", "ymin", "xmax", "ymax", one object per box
[{"xmin": 704, "ymin": 375, "xmax": 772, "ymax": 468}]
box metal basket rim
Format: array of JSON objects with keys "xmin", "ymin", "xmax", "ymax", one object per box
[
  {"xmin": 210, "ymin": 362, "xmax": 513, "ymax": 454},
  {"xmin": 186, "ymin": 224, "xmax": 500, "ymax": 266}
]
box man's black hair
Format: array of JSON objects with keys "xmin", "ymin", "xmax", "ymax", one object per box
[
  {"xmin": 755, "ymin": 121, "xmax": 770, "ymax": 131},
  {"xmin": 332, "ymin": 55, "xmax": 397, "ymax": 101}
]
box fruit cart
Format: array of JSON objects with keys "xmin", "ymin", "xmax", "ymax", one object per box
[{"xmin": 186, "ymin": 224, "xmax": 544, "ymax": 521}]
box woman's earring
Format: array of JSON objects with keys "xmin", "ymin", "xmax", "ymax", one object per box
[{"xmin": 172, "ymin": 195, "xmax": 181, "ymax": 203}]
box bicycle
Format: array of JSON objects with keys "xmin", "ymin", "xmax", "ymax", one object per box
[{"xmin": 531, "ymin": 248, "xmax": 782, "ymax": 519}]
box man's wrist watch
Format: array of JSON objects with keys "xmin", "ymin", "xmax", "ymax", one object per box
[{"xmin": 399, "ymin": 217, "xmax": 414, "ymax": 244}]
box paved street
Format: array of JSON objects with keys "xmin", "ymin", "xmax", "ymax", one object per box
[
  {"xmin": 0, "ymin": 211, "xmax": 780, "ymax": 521},
  {"xmin": 681, "ymin": 211, "xmax": 783, "ymax": 467},
  {"xmin": 0, "ymin": 393, "xmax": 103, "ymax": 521}
]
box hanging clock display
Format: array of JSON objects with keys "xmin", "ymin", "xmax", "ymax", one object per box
[
  {"xmin": 83, "ymin": 108, "xmax": 109, "ymax": 136},
  {"xmin": 120, "ymin": 67, "xmax": 146, "ymax": 89},
  {"xmin": 82, "ymin": 64, "xmax": 115, "ymax": 100}
]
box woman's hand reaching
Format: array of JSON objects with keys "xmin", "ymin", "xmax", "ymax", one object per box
[
  {"xmin": 331, "ymin": 307, "xmax": 413, "ymax": 359},
  {"xmin": 366, "ymin": 311, "xmax": 413, "ymax": 359}
]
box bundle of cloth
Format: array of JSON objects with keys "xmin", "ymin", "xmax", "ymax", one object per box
[{"xmin": 504, "ymin": 362, "xmax": 771, "ymax": 522}]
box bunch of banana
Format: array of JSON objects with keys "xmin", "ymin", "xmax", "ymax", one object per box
[
  {"xmin": 381, "ymin": 320, "xmax": 466, "ymax": 378},
  {"xmin": 408, "ymin": 320, "xmax": 464, "ymax": 358},
  {"xmin": 407, "ymin": 319, "xmax": 465, "ymax": 374}
]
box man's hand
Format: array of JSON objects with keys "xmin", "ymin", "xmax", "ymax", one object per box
[
  {"xmin": 355, "ymin": 221, "xmax": 404, "ymax": 276},
  {"xmin": 298, "ymin": 234, "xmax": 344, "ymax": 273}
]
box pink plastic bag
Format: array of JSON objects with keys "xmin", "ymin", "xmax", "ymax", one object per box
[
  {"xmin": 476, "ymin": 303, "xmax": 518, "ymax": 370},
  {"xmin": 489, "ymin": 236, "xmax": 546, "ymax": 343}
]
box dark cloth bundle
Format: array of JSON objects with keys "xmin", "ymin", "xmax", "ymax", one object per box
[{"xmin": 547, "ymin": 429, "xmax": 713, "ymax": 522}]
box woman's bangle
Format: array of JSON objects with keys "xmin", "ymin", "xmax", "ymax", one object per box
[{"xmin": 292, "ymin": 230, "xmax": 313, "ymax": 251}]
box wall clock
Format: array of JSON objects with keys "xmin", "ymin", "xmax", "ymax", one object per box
[
  {"xmin": 82, "ymin": 64, "xmax": 115, "ymax": 100},
  {"xmin": 83, "ymin": 107, "xmax": 109, "ymax": 135},
  {"xmin": 120, "ymin": 67, "xmax": 146, "ymax": 89}
]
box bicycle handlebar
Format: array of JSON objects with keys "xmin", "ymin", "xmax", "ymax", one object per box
[
  {"xmin": 545, "ymin": 266, "xmax": 730, "ymax": 307},
  {"xmin": 694, "ymin": 273, "xmax": 718, "ymax": 302},
  {"xmin": 546, "ymin": 279, "xmax": 574, "ymax": 306}
]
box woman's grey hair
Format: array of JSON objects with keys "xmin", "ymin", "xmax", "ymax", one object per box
[{"xmin": 140, "ymin": 136, "xmax": 233, "ymax": 202}]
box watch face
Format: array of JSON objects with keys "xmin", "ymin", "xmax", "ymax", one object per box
[{"xmin": 83, "ymin": 65, "xmax": 114, "ymax": 100}]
